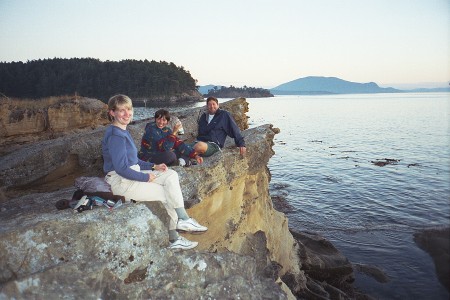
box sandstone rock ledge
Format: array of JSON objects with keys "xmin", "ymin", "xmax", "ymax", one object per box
[
  {"xmin": 0, "ymin": 97, "xmax": 365, "ymax": 299},
  {"xmin": 0, "ymin": 95, "xmax": 109, "ymax": 156}
]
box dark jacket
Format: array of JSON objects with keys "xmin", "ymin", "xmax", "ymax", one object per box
[{"xmin": 197, "ymin": 109, "xmax": 245, "ymax": 148}]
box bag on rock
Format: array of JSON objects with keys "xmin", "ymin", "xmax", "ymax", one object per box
[{"xmin": 55, "ymin": 176, "xmax": 125, "ymax": 211}]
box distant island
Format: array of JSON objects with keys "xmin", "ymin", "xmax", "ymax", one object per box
[
  {"xmin": 270, "ymin": 76, "xmax": 401, "ymax": 95},
  {"xmin": 199, "ymin": 76, "xmax": 449, "ymax": 97},
  {"xmin": 201, "ymin": 85, "xmax": 274, "ymax": 98},
  {"xmin": 270, "ymin": 76, "xmax": 450, "ymax": 95}
]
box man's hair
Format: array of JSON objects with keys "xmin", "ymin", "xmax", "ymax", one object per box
[
  {"xmin": 206, "ymin": 96, "xmax": 219, "ymax": 104},
  {"xmin": 107, "ymin": 94, "xmax": 133, "ymax": 122},
  {"xmin": 154, "ymin": 109, "xmax": 170, "ymax": 121}
]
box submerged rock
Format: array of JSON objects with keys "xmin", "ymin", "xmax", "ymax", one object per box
[
  {"xmin": 290, "ymin": 230, "xmax": 359, "ymax": 299},
  {"xmin": 353, "ymin": 264, "xmax": 389, "ymax": 283},
  {"xmin": 371, "ymin": 158, "xmax": 400, "ymax": 167},
  {"xmin": 414, "ymin": 227, "xmax": 450, "ymax": 292}
]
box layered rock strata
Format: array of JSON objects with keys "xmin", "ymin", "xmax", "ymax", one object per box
[
  {"xmin": 0, "ymin": 97, "xmax": 299, "ymax": 298},
  {"xmin": 0, "ymin": 97, "xmax": 363, "ymax": 299},
  {"xmin": 0, "ymin": 97, "xmax": 109, "ymax": 159},
  {"xmin": 0, "ymin": 96, "xmax": 109, "ymax": 155}
]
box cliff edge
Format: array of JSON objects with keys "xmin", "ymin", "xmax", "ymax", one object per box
[{"xmin": 0, "ymin": 97, "xmax": 363, "ymax": 299}]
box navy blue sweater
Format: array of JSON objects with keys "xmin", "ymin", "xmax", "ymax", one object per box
[
  {"xmin": 102, "ymin": 125, "xmax": 153, "ymax": 182},
  {"xmin": 197, "ymin": 109, "xmax": 245, "ymax": 148}
]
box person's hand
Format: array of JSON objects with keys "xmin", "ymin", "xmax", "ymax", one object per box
[
  {"xmin": 154, "ymin": 163, "xmax": 168, "ymax": 172},
  {"xmin": 239, "ymin": 147, "xmax": 246, "ymax": 156},
  {"xmin": 148, "ymin": 173, "xmax": 157, "ymax": 182},
  {"xmin": 195, "ymin": 155, "xmax": 203, "ymax": 164}
]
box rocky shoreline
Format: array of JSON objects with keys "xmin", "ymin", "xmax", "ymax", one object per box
[
  {"xmin": 4, "ymin": 96, "xmax": 443, "ymax": 298},
  {"xmin": 131, "ymin": 90, "xmax": 203, "ymax": 107}
]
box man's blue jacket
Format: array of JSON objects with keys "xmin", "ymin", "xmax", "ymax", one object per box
[{"xmin": 197, "ymin": 109, "xmax": 245, "ymax": 149}]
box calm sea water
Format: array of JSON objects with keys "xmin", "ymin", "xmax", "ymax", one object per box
[{"xmin": 135, "ymin": 93, "xmax": 450, "ymax": 299}]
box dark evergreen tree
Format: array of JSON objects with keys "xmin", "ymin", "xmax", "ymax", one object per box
[{"xmin": 0, "ymin": 58, "xmax": 198, "ymax": 102}]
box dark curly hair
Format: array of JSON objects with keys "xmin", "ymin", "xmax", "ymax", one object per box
[{"xmin": 154, "ymin": 109, "xmax": 170, "ymax": 121}]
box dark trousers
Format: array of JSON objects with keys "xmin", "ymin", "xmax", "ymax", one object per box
[{"xmin": 148, "ymin": 151, "xmax": 178, "ymax": 166}]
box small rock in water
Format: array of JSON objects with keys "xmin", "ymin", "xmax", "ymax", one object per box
[
  {"xmin": 353, "ymin": 263, "xmax": 390, "ymax": 283},
  {"xmin": 371, "ymin": 158, "xmax": 400, "ymax": 167}
]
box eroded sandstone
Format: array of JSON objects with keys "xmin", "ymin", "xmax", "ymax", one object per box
[
  {"xmin": 0, "ymin": 95, "xmax": 109, "ymax": 156},
  {"xmin": 0, "ymin": 97, "xmax": 365, "ymax": 299}
]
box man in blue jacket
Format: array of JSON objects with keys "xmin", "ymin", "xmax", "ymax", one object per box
[{"xmin": 193, "ymin": 96, "xmax": 246, "ymax": 157}]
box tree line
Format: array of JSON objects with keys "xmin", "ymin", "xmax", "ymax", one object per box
[
  {"xmin": 205, "ymin": 85, "xmax": 273, "ymax": 98},
  {"xmin": 0, "ymin": 58, "xmax": 198, "ymax": 101}
]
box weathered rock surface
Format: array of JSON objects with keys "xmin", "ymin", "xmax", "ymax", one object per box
[
  {"xmin": 0, "ymin": 191, "xmax": 288, "ymax": 299},
  {"xmin": 0, "ymin": 96, "xmax": 109, "ymax": 156},
  {"xmin": 0, "ymin": 97, "xmax": 249, "ymax": 199},
  {"xmin": 0, "ymin": 97, "xmax": 298, "ymax": 299},
  {"xmin": 0, "ymin": 97, "xmax": 365, "ymax": 299}
]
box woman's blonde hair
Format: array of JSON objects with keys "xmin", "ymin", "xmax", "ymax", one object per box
[{"xmin": 107, "ymin": 94, "xmax": 133, "ymax": 122}]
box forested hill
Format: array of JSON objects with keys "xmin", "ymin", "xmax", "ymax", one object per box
[{"xmin": 0, "ymin": 58, "xmax": 199, "ymax": 102}]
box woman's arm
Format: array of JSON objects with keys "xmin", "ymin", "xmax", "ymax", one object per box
[{"xmin": 108, "ymin": 134, "xmax": 150, "ymax": 182}]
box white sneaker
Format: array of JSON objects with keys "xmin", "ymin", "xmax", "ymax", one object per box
[
  {"xmin": 178, "ymin": 158, "xmax": 186, "ymax": 167},
  {"xmin": 176, "ymin": 218, "xmax": 208, "ymax": 232},
  {"xmin": 168, "ymin": 236, "xmax": 198, "ymax": 250}
]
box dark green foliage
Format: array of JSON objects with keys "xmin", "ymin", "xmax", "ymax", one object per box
[
  {"xmin": 0, "ymin": 58, "xmax": 198, "ymax": 101},
  {"xmin": 205, "ymin": 85, "xmax": 273, "ymax": 98}
]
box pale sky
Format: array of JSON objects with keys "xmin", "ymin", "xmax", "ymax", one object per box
[{"xmin": 1, "ymin": 0, "xmax": 449, "ymax": 89}]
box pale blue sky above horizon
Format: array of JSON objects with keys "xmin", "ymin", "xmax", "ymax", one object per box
[{"xmin": 0, "ymin": 0, "xmax": 449, "ymax": 89}]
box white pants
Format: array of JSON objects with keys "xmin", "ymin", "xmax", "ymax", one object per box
[{"xmin": 105, "ymin": 165, "xmax": 184, "ymax": 230}]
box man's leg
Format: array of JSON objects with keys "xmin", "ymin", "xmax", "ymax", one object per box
[{"xmin": 149, "ymin": 151, "xmax": 177, "ymax": 166}]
